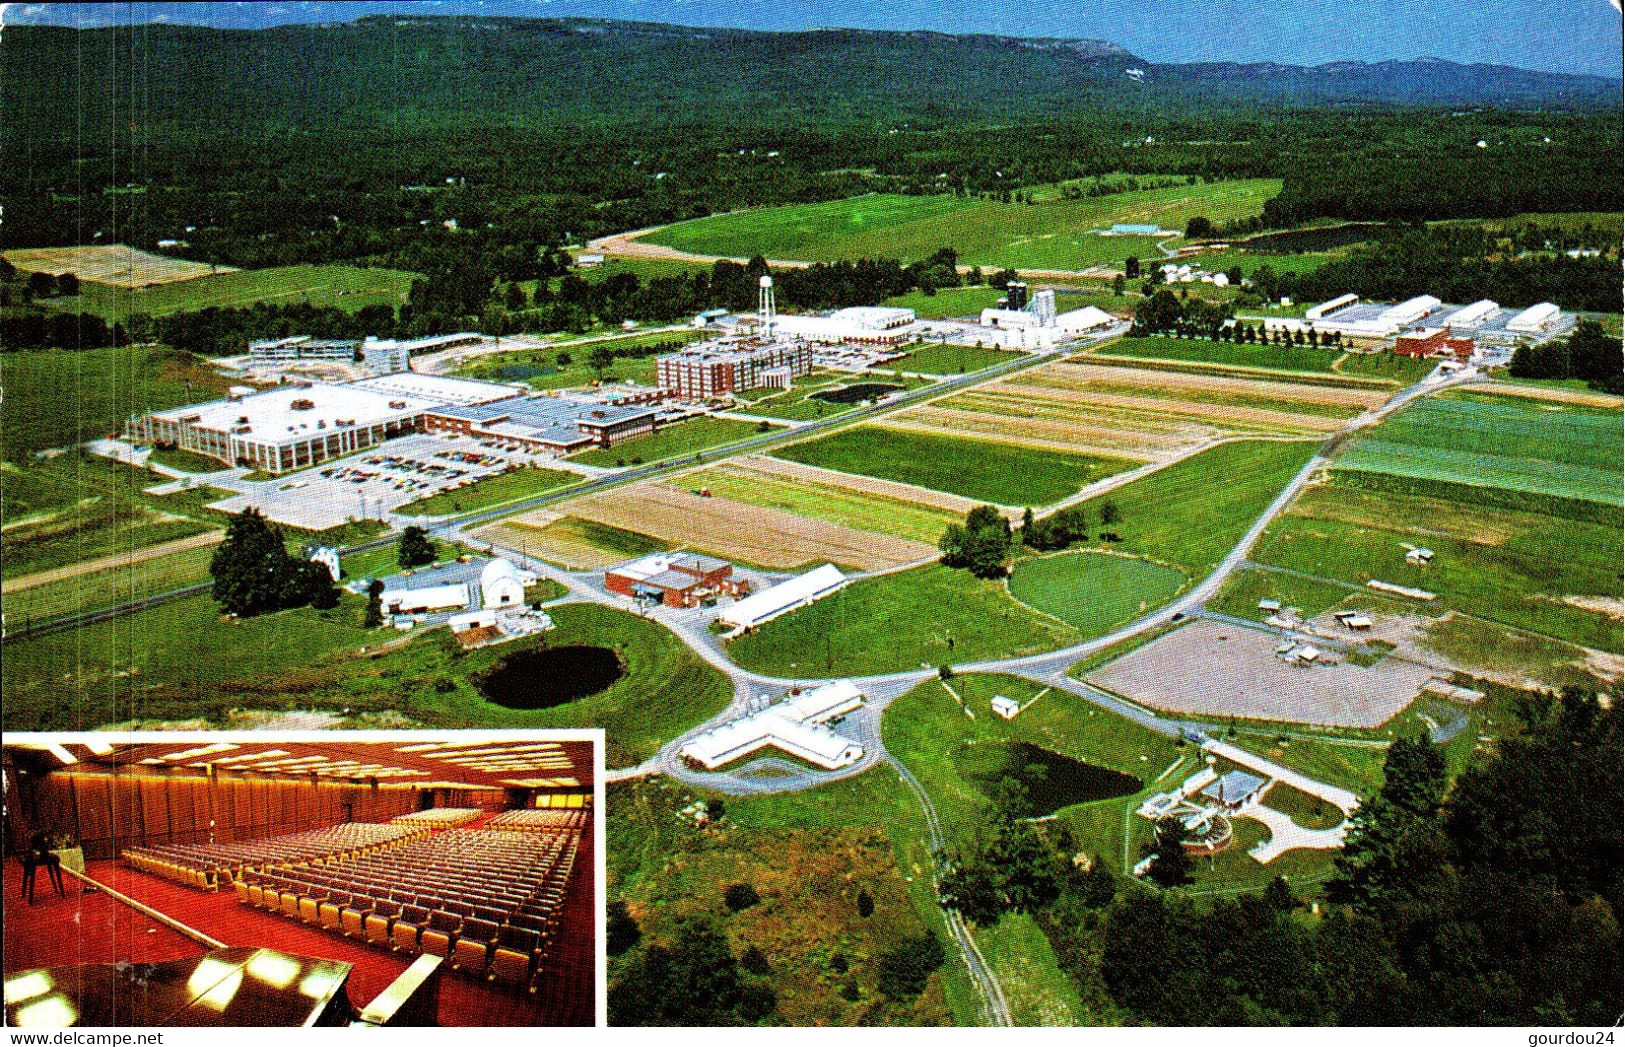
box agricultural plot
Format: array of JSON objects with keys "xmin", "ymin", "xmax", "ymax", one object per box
[
  {"xmin": 1, "ymin": 541, "xmax": 217, "ymax": 627},
  {"xmin": 681, "ymin": 455, "xmax": 974, "ymax": 544},
  {"xmin": 1335, "ymin": 392, "xmax": 1623, "ymax": 505},
  {"xmin": 494, "ymin": 480, "xmax": 936, "ymax": 572},
  {"xmin": 891, "ymin": 359, "xmax": 1376, "ymax": 461},
  {"xmin": 639, "ymin": 179, "xmax": 1281, "ymax": 271},
  {"xmin": 473, "ymin": 513, "xmax": 672, "ymax": 571},
  {"xmin": 4, "ymin": 244, "xmax": 227, "ymax": 287},
  {"xmin": 1101, "ymin": 335, "xmax": 1346, "ymax": 376},
  {"xmin": 727, "ymin": 564, "xmax": 1079, "ymax": 677},
  {"xmin": 42, "ymin": 262, "xmax": 418, "ymax": 321},
  {"xmin": 568, "ymin": 415, "xmax": 761, "ymax": 468},
  {"xmin": 1, "ymin": 345, "xmax": 233, "ymax": 459},
  {"xmin": 1008, "ymin": 551, "xmax": 1188, "ymax": 636},
  {"xmin": 771, "ymin": 425, "xmax": 1133, "ymax": 507}
]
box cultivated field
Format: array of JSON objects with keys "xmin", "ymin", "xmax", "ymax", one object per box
[
  {"xmin": 638, "ymin": 179, "xmax": 1282, "ymax": 271},
  {"xmin": 1101, "ymin": 335, "xmax": 1434, "ymax": 384},
  {"xmin": 1336, "ymin": 391, "xmax": 1622, "ymax": 505},
  {"xmin": 473, "ymin": 513, "xmax": 672, "ymax": 571},
  {"xmin": 887, "ymin": 358, "xmax": 1383, "ymax": 461},
  {"xmin": 1087, "ymin": 618, "xmax": 1438, "ymax": 728},
  {"xmin": 770, "ymin": 425, "xmax": 1134, "ymax": 507},
  {"xmin": 490, "ymin": 481, "xmax": 937, "ymax": 572},
  {"xmin": 46, "ymin": 262, "xmax": 419, "ymax": 321},
  {"xmin": 4, "ymin": 244, "xmax": 228, "ymax": 287},
  {"xmin": 681, "ymin": 455, "xmax": 983, "ymax": 543}
]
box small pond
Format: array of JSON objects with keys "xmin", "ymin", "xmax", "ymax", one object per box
[
  {"xmin": 960, "ymin": 740, "xmax": 1142, "ymax": 816},
  {"xmin": 475, "ymin": 645, "xmax": 624, "ymax": 709},
  {"xmin": 811, "ymin": 382, "xmax": 903, "ymax": 405}
]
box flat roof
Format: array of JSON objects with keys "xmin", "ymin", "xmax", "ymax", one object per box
[
  {"xmin": 610, "ymin": 552, "xmax": 731, "ymax": 585},
  {"xmin": 345, "ymin": 372, "xmax": 519, "ymax": 407},
  {"xmin": 433, "ymin": 393, "xmax": 654, "ymax": 446},
  {"xmin": 150, "ymin": 383, "xmax": 435, "ymax": 443}
]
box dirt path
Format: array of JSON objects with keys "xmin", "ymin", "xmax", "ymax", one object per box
[
  {"xmin": 2, "ymin": 530, "xmax": 224, "ymax": 594},
  {"xmin": 587, "ymin": 227, "xmax": 1118, "ymax": 281}
]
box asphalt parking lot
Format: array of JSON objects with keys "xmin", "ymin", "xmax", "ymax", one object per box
[{"xmin": 209, "ymin": 432, "xmax": 546, "ymax": 531}]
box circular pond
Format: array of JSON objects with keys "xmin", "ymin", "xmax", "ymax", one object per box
[
  {"xmin": 475, "ymin": 645, "xmax": 624, "ymax": 709},
  {"xmin": 811, "ymin": 382, "xmax": 903, "ymax": 405}
]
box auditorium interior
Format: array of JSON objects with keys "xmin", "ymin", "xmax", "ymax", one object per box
[{"xmin": 2, "ymin": 738, "xmax": 597, "ymax": 1028}]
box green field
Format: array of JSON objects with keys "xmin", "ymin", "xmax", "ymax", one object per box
[
  {"xmin": 1, "ymin": 543, "xmax": 217, "ymax": 626},
  {"xmin": 1251, "ymin": 469, "xmax": 1623, "ymax": 652},
  {"xmin": 2, "ymin": 599, "xmax": 732, "ymax": 757},
  {"xmin": 395, "ymin": 467, "xmax": 579, "ymax": 517},
  {"xmin": 453, "ymin": 327, "xmax": 700, "ymax": 390},
  {"xmin": 1333, "ymin": 352, "xmax": 1439, "ymax": 384},
  {"xmin": 1100, "ymin": 335, "xmax": 1347, "ymax": 376},
  {"xmin": 0, "ymin": 453, "xmax": 231, "ymax": 579},
  {"xmin": 879, "ymin": 285, "xmax": 1006, "ymax": 319},
  {"xmin": 43, "ymin": 263, "xmax": 417, "ymax": 322},
  {"xmin": 1057, "ymin": 439, "xmax": 1320, "ymax": 576},
  {"xmin": 569, "ymin": 415, "xmax": 762, "ymax": 468},
  {"xmin": 642, "ymin": 180, "xmax": 1282, "ymax": 271},
  {"xmin": 1336, "ymin": 392, "xmax": 1623, "ymax": 505},
  {"xmin": 733, "ymin": 371, "xmax": 930, "ymax": 422},
  {"xmin": 682, "ymin": 464, "xmax": 960, "ymax": 544},
  {"xmin": 1008, "ymin": 552, "xmax": 1188, "ymax": 635},
  {"xmin": 772, "ymin": 426, "xmax": 1136, "ymax": 507},
  {"xmin": 0, "ymin": 345, "xmax": 234, "ymax": 459},
  {"xmin": 727, "ymin": 563, "xmax": 1079, "ymax": 677},
  {"xmin": 44, "ymin": 263, "xmax": 417, "ymax": 322},
  {"xmin": 893, "ymin": 342, "xmax": 1026, "ymax": 375},
  {"xmin": 1204, "ymin": 565, "xmax": 1355, "ymax": 623}
]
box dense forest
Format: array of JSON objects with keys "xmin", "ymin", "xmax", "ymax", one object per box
[{"xmin": 940, "ymin": 685, "xmax": 1623, "ymax": 1026}]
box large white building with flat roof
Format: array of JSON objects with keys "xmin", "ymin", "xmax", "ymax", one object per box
[{"xmin": 678, "ymin": 681, "xmax": 866, "ymax": 771}]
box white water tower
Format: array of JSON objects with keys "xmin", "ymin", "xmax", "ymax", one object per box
[{"xmin": 758, "ymin": 275, "xmax": 776, "ymax": 338}]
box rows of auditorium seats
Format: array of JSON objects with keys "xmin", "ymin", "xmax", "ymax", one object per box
[
  {"xmin": 122, "ymin": 823, "xmax": 421, "ymax": 890},
  {"xmin": 485, "ymin": 809, "xmax": 590, "ymax": 833},
  {"xmin": 392, "ymin": 808, "xmax": 482, "ymax": 827},
  {"xmin": 235, "ymin": 828, "xmax": 581, "ymax": 993}
]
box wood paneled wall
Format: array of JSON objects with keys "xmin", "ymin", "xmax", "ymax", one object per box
[{"xmin": 11, "ymin": 771, "xmax": 422, "ymax": 860}]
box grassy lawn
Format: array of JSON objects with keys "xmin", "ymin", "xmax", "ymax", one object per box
[
  {"xmin": 1059, "ymin": 439, "xmax": 1320, "ymax": 576},
  {"xmin": 43, "ymin": 263, "xmax": 417, "ymax": 322},
  {"xmin": 1261, "ymin": 782, "xmax": 1344, "ymax": 830},
  {"xmin": 1337, "ymin": 392, "xmax": 1623, "ymax": 505},
  {"xmin": 1, "ymin": 543, "xmax": 217, "ymax": 626},
  {"xmin": 880, "ymin": 285, "xmax": 1006, "ymax": 320},
  {"xmin": 2, "ymin": 599, "xmax": 731, "ymax": 758},
  {"xmin": 395, "ymin": 467, "xmax": 580, "ymax": 517},
  {"xmin": 1100, "ymin": 335, "xmax": 1344, "ymax": 376},
  {"xmin": 1334, "ymin": 351, "xmax": 1438, "ymax": 384},
  {"xmin": 1252, "ymin": 469, "xmax": 1623, "ymax": 651},
  {"xmin": 732, "ymin": 372, "xmax": 931, "ymax": 422},
  {"xmin": 728, "ymin": 564, "xmax": 1079, "ymax": 678},
  {"xmin": 145, "ymin": 446, "xmax": 233, "ymax": 473},
  {"xmin": 1184, "ymin": 818, "xmax": 1336, "ymax": 896},
  {"xmin": 771, "ymin": 426, "xmax": 1136, "ymax": 507},
  {"xmin": 893, "ymin": 342, "xmax": 1026, "ymax": 375},
  {"xmin": 569, "ymin": 415, "xmax": 761, "ymax": 468},
  {"xmin": 453, "ymin": 328, "xmax": 700, "ymax": 390},
  {"xmin": 641, "ymin": 180, "xmax": 1281, "ymax": 271},
  {"xmin": 0, "ymin": 345, "xmax": 233, "ymax": 459},
  {"xmin": 1007, "ymin": 551, "xmax": 1187, "ymax": 635},
  {"xmin": 1204, "ymin": 566, "xmax": 1355, "ymax": 622},
  {"xmin": 606, "ymin": 774, "xmax": 961, "ymax": 1026}
]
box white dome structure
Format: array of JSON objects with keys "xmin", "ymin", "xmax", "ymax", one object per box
[{"xmin": 480, "ymin": 558, "xmax": 526, "ymax": 609}]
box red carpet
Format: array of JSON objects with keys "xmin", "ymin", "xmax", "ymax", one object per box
[{"xmin": 4, "ymin": 827, "xmax": 595, "ymax": 1027}]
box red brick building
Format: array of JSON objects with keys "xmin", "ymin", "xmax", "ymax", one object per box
[
  {"xmin": 656, "ymin": 335, "xmax": 812, "ymax": 400},
  {"xmin": 604, "ymin": 553, "xmax": 749, "ymax": 608},
  {"xmin": 1393, "ymin": 328, "xmax": 1474, "ymax": 361}
]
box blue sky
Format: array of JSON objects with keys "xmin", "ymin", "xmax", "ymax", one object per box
[{"xmin": 5, "ymin": 0, "xmax": 1622, "ymax": 77}]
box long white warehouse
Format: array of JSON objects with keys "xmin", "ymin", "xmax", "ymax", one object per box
[
  {"xmin": 718, "ymin": 563, "xmax": 846, "ymax": 631},
  {"xmin": 678, "ymin": 681, "xmax": 867, "ymax": 771}
]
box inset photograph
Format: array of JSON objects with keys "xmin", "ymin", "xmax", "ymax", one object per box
[{"xmin": 2, "ymin": 734, "xmax": 600, "ymax": 1028}]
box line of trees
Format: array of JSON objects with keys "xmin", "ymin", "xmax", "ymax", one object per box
[{"xmin": 1508, "ymin": 320, "xmax": 1623, "ymax": 394}]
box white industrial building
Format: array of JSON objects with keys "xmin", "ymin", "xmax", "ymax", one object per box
[
  {"xmin": 1505, "ymin": 302, "xmax": 1562, "ymax": 334},
  {"xmin": 769, "ymin": 306, "xmax": 920, "ymax": 347},
  {"xmin": 678, "ymin": 681, "xmax": 866, "ymax": 771},
  {"xmin": 717, "ymin": 564, "xmax": 846, "ymax": 631},
  {"xmin": 382, "ymin": 582, "xmax": 470, "ymax": 615},
  {"xmin": 480, "ymin": 558, "xmax": 528, "ymax": 609},
  {"xmin": 1253, "ymin": 294, "xmax": 1573, "ymax": 347}
]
